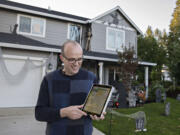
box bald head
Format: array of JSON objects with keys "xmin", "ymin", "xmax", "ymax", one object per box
[{"xmin": 61, "ymin": 40, "xmax": 83, "ymax": 57}]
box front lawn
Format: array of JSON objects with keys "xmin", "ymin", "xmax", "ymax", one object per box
[{"xmin": 93, "ymin": 98, "xmax": 180, "ymax": 135}]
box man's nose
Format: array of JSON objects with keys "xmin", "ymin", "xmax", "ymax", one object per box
[{"xmin": 73, "ymin": 60, "xmax": 79, "ymax": 65}]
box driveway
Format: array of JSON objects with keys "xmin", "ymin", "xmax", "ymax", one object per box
[{"xmin": 0, "ymin": 107, "xmax": 104, "ymax": 135}]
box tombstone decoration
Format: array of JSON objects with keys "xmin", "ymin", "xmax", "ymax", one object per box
[
  {"xmin": 110, "ymin": 110, "xmax": 147, "ymax": 132},
  {"xmin": 165, "ymin": 102, "xmax": 170, "ymax": 116},
  {"xmin": 135, "ymin": 117, "xmax": 146, "ymax": 132},
  {"xmin": 155, "ymin": 89, "xmax": 161, "ymax": 103},
  {"xmin": 128, "ymin": 90, "xmax": 136, "ymax": 107},
  {"xmin": 176, "ymin": 94, "xmax": 180, "ymax": 101}
]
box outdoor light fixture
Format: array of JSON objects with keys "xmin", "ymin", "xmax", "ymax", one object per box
[{"xmin": 48, "ymin": 63, "xmax": 53, "ymax": 70}]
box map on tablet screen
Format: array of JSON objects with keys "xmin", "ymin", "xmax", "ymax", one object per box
[{"xmin": 82, "ymin": 84, "xmax": 113, "ymax": 116}]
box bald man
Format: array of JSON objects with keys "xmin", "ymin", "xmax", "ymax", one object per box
[{"xmin": 35, "ymin": 40, "xmax": 104, "ymax": 135}]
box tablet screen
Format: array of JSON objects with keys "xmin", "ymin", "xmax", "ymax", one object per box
[{"xmin": 82, "ymin": 84, "xmax": 112, "ymax": 116}]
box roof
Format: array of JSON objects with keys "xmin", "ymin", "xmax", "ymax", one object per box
[
  {"xmin": 0, "ymin": 32, "xmax": 61, "ymax": 52},
  {"xmin": 88, "ymin": 6, "xmax": 143, "ymax": 35},
  {"xmin": 0, "ymin": 0, "xmax": 89, "ymax": 24},
  {"xmin": 0, "ymin": 1, "xmax": 143, "ymax": 34},
  {"xmin": 83, "ymin": 50, "xmax": 156, "ymax": 66}
]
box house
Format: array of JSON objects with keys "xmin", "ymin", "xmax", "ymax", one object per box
[{"xmin": 0, "ymin": 0, "xmax": 155, "ymax": 108}]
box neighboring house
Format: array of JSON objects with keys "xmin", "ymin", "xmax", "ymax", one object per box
[{"xmin": 0, "ymin": 0, "xmax": 155, "ymax": 108}]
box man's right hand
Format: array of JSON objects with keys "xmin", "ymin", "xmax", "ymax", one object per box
[{"xmin": 60, "ymin": 105, "xmax": 87, "ymax": 120}]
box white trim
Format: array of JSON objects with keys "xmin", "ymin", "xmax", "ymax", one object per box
[
  {"xmin": 42, "ymin": 59, "xmax": 46, "ymax": 77},
  {"xmin": 3, "ymin": 54, "xmax": 43, "ymax": 61},
  {"xmin": 0, "ymin": 43, "xmax": 156, "ymax": 66},
  {"xmin": 83, "ymin": 55, "xmax": 117, "ymax": 62},
  {"xmin": 67, "ymin": 23, "xmax": 82, "ymax": 44},
  {"xmin": 88, "ymin": 6, "xmax": 143, "ymax": 35},
  {"xmin": 0, "ymin": 42, "xmax": 61, "ymax": 53},
  {"xmin": 106, "ymin": 27, "xmax": 125, "ymax": 51},
  {"xmin": 94, "ymin": 21, "xmax": 136, "ymax": 32},
  {"xmin": 84, "ymin": 55, "xmax": 156, "ymax": 66},
  {"xmin": 138, "ymin": 61, "xmax": 157, "ymax": 66},
  {"xmin": 17, "ymin": 14, "xmax": 46, "ymax": 38},
  {"xmin": 0, "ymin": 4, "xmax": 87, "ymax": 24}
]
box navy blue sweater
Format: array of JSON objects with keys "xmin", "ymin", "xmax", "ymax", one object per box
[{"xmin": 35, "ymin": 68, "xmax": 97, "ymax": 135}]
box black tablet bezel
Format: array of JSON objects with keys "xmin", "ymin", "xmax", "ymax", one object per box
[{"xmin": 82, "ymin": 84, "xmax": 112, "ymax": 117}]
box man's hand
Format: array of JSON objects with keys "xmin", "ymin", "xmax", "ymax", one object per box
[
  {"xmin": 90, "ymin": 112, "xmax": 106, "ymax": 121},
  {"xmin": 60, "ymin": 105, "xmax": 87, "ymax": 120}
]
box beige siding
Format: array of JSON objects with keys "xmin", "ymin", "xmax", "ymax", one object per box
[
  {"xmin": 0, "ymin": 9, "xmax": 86, "ymax": 47},
  {"xmin": 0, "ymin": 9, "xmax": 17, "ymax": 33}
]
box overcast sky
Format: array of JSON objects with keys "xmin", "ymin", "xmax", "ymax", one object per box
[{"xmin": 9, "ymin": 0, "xmax": 176, "ymax": 34}]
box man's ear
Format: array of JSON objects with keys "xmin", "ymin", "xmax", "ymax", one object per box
[{"xmin": 60, "ymin": 54, "xmax": 64, "ymax": 62}]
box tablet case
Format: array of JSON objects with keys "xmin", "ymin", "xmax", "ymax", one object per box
[{"xmin": 82, "ymin": 84, "xmax": 114, "ymax": 117}]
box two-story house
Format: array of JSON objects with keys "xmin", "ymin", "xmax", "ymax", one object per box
[{"xmin": 0, "ymin": 0, "xmax": 155, "ymax": 107}]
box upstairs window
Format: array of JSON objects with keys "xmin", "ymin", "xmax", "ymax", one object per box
[
  {"xmin": 17, "ymin": 14, "xmax": 46, "ymax": 37},
  {"xmin": 106, "ymin": 27, "xmax": 125, "ymax": 51},
  {"xmin": 68, "ymin": 24, "xmax": 82, "ymax": 43}
]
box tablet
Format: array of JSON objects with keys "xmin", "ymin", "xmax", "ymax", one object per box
[{"xmin": 82, "ymin": 84, "xmax": 114, "ymax": 117}]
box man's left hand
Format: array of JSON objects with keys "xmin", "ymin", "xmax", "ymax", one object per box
[{"xmin": 90, "ymin": 112, "xmax": 106, "ymax": 121}]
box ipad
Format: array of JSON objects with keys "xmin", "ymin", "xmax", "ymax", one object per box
[{"xmin": 82, "ymin": 84, "xmax": 114, "ymax": 117}]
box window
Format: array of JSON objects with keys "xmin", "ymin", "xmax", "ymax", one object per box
[
  {"xmin": 106, "ymin": 27, "xmax": 125, "ymax": 51},
  {"xmin": 17, "ymin": 15, "xmax": 46, "ymax": 37},
  {"xmin": 68, "ymin": 24, "xmax": 82, "ymax": 43}
]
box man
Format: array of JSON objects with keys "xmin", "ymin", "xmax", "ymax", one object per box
[{"xmin": 35, "ymin": 40, "xmax": 105, "ymax": 135}]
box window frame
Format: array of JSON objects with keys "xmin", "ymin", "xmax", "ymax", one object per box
[
  {"xmin": 17, "ymin": 14, "xmax": 46, "ymax": 38},
  {"xmin": 106, "ymin": 27, "xmax": 125, "ymax": 52},
  {"xmin": 67, "ymin": 23, "xmax": 82, "ymax": 44}
]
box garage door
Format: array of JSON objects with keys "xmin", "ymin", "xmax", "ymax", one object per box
[{"xmin": 0, "ymin": 55, "xmax": 45, "ymax": 108}]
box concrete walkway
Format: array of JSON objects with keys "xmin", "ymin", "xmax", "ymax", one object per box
[{"xmin": 0, "ymin": 107, "xmax": 105, "ymax": 135}]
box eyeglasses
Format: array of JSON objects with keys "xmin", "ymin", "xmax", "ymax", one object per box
[{"xmin": 63, "ymin": 55, "xmax": 83, "ymax": 63}]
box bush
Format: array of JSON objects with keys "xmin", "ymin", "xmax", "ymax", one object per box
[
  {"xmin": 147, "ymin": 86, "xmax": 156, "ymax": 102},
  {"xmin": 166, "ymin": 85, "xmax": 180, "ymax": 98},
  {"xmin": 163, "ymin": 81, "xmax": 172, "ymax": 88},
  {"xmin": 147, "ymin": 81, "xmax": 166, "ymax": 102}
]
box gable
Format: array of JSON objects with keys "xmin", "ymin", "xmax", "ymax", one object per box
[
  {"xmin": 96, "ymin": 10, "xmax": 134, "ymax": 30},
  {"xmin": 89, "ymin": 6, "xmax": 143, "ymax": 35}
]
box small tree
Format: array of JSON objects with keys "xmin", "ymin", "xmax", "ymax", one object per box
[{"xmin": 116, "ymin": 46, "xmax": 138, "ymax": 91}]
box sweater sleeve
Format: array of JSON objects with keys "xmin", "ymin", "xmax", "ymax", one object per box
[{"xmin": 35, "ymin": 77, "xmax": 61, "ymax": 122}]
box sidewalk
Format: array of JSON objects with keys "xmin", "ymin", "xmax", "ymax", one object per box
[{"xmin": 0, "ymin": 107, "xmax": 105, "ymax": 135}]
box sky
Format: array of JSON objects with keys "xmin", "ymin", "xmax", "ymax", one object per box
[{"xmin": 9, "ymin": 0, "xmax": 176, "ymax": 34}]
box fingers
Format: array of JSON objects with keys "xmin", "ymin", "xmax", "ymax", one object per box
[
  {"xmin": 90, "ymin": 115, "xmax": 101, "ymax": 121},
  {"xmin": 76, "ymin": 104, "xmax": 84, "ymax": 109},
  {"xmin": 75, "ymin": 105, "xmax": 87, "ymax": 116},
  {"xmin": 90, "ymin": 115, "xmax": 99, "ymax": 120},
  {"xmin": 76, "ymin": 108, "xmax": 87, "ymax": 116},
  {"xmin": 61, "ymin": 105, "xmax": 87, "ymax": 120},
  {"xmin": 90, "ymin": 112, "xmax": 106, "ymax": 121}
]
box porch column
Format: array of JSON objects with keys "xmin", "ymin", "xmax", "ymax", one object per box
[
  {"xmin": 145, "ymin": 66, "xmax": 149, "ymax": 98},
  {"xmin": 98, "ymin": 62, "xmax": 104, "ymax": 84},
  {"xmin": 104, "ymin": 67, "xmax": 109, "ymax": 85},
  {"xmin": 113, "ymin": 69, "xmax": 116, "ymax": 81}
]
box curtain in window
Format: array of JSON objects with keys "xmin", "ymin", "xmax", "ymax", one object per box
[
  {"xmin": 108, "ymin": 29, "xmax": 116, "ymax": 49},
  {"xmin": 116, "ymin": 31, "xmax": 124, "ymax": 50},
  {"xmin": 19, "ymin": 16, "xmax": 31, "ymax": 33},
  {"xmin": 107, "ymin": 28, "xmax": 125, "ymax": 50},
  {"xmin": 69, "ymin": 25, "xmax": 81, "ymax": 43},
  {"xmin": 32, "ymin": 18, "xmax": 44, "ymax": 35}
]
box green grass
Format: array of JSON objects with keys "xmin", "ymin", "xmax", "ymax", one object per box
[{"xmin": 93, "ymin": 98, "xmax": 180, "ymax": 135}]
